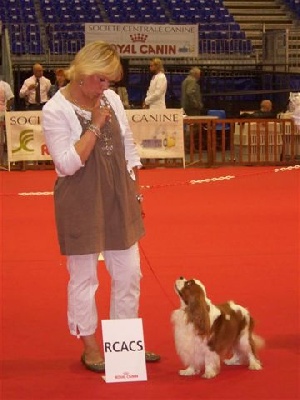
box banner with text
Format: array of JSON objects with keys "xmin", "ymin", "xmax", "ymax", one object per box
[
  {"xmin": 5, "ymin": 109, "xmax": 184, "ymax": 165},
  {"xmin": 126, "ymin": 109, "xmax": 184, "ymax": 160},
  {"xmin": 5, "ymin": 111, "xmax": 51, "ymax": 164},
  {"xmin": 85, "ymin": 23, "xmax": 198, "ymax": 58},
  {"xmin": 102, "ymin": 318, "xmax": 147, "ymax": 383}
]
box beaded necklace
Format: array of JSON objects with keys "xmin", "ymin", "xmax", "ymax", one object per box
[
  {"xmin": 72, "ymin": 94, "xmax": 114, "ymax": 156},
  {"xmin": 99, "ymin": 95, "xmax": 113, "ymax": 156}
]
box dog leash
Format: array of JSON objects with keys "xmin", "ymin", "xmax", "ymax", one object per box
[{"xmin": 139, "ymin": 242, "xmax": 176, "ymax": 308}]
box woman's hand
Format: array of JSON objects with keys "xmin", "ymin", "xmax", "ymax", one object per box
[{"xmin": 91, "ymin": 96, "xmax": 111, "ymax": 129}]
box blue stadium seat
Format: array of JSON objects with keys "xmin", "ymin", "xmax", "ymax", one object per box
[
  {"xmin": 4, "ymin": 0, "xmax": 251, "ymax": 56},
  {"xmin": 11, "ymin": 40, "xmax": 26, "ymax": 54}
]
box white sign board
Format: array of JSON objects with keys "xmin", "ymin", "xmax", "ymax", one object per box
[
  {"xmin": 126, "ymin": 109, "xmax": 185, "ymax": 160},
  {"xmin": 5, "ymin": 111, "xmax": 51, "ymax": 165},
  {"xmin": 5, "ymin": 109, "xmax": 185, "ymax": 167},
  {"xmin": 101, "ymin": 318, "xmax": 147, "ymax": 383},
  {"xmin": 85, "ymin": 23, "xmax": 199, "ymax": 58}
]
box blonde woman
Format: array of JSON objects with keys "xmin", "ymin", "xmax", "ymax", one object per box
[
  {"xmin": 143, "ymin": 57, "xmax": 167, "ymax": 109},
  {"xmin": 42, "ymin": 41, "xmax": 160, "ymax": 373}
]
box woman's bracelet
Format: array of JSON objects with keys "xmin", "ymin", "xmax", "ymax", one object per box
[{"xmin": 87, "ymin": 123, "xmax": 101, "ymax": 139}]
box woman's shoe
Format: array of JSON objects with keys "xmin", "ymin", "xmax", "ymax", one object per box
[
  {"xmin": 145, "ymin": 351, "xmax": 160, "ymax": 362},
  {"xmin": 81, "ymin": 351, "xmax": 159, "ymax": 370},
  {"xmin": 81, "ymin": 353, "xmax": 105, "ymax": 373}
]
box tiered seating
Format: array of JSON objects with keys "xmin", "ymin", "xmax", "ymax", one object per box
[
  {"xmin": 0, "ymin": 0, "xmax": 37, "ymax": 23},
  {"xmin": 1, "ymin": 0, "xmax": 43, "ymax": 54},
  {"xmin": 164, "ymin": 0, "xmax": 252, "ymax": 55},
  {"xmin": 40, "ymin": 0, "xmax": 103, "ymax": 23},
  {"xmin": 46, "ymin": 24, "xmax": 85, "ymax": 55},
  {"xmin": 199, "ymin": 22, "xmax": 252, "ymax": 55},
  {"xmin": 284, "ymin": 0, "xmax": 300, "ymax": 17},
  {"xmin": 3, "ymin": 0, "xmax": 253, "ymax": 56},
  {"xmin": 102, "ymin": 0, "xmax": 168, "ymax": 23},
  {"xmin": 40, "ymin": 0, "xmax": 103, "ymax": 54},
  {"xmin": 165, "ymin": 0, "xmax": 234, "ymax": 24},
  {"xmin": 11, "ymin": 23, "xmax": 43, "ymax": 54}
]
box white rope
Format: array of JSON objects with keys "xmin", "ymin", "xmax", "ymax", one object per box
[
  {"xmin": 18, "ymin": 191, "xmax": 54, "ymax": 196},
  {"xmin": 14, "ymin": 166, "xmax": 299, "ymax": 196},
  {"xmin": 274, "ymin": 165, "xmax": 300, "ymax": 172},
  {"xmin": 190, "ymin": 175, "xmax": 235, "ymax": 184}
]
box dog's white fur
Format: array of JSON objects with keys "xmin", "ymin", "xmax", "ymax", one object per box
[{"xmin": 171, "ymin": 278, "xmax": 263, "ymax": 379}]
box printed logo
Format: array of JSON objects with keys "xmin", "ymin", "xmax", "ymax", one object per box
[
  {"xmin": 130, "ymin": 34, "xmax": 148, "ymax": 43},
  {"xmin": 115, "ymin": 371, "xmax": 139, "ymax": 380},
  {"xmin": 12, "ymin": 129, "xmax": 34, "ymax": 153}
]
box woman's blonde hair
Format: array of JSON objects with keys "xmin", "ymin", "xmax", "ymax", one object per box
[
  {"xmin": 151, "ymin": 58, "xmax": 165, "ymax": 73},
  {"xmin": 65, "ymin": 41, "xmax": 123, "ymax": 82}
]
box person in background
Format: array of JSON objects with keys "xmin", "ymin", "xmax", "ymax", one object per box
[
  {"xmin": 19, "ymin": 63, "xmax": 51, "ymax": 110},
  {"xmin": 181, "ymin": 67, "xmax": 204, "ymax": 116},
  {"xmin": 42, "ymin": 41, "xmax": 160, "ymax": 374},
  {"xmin": 0, "ymin": 79, "xmax": 14, "ymax": 112},
  {"xmin": 110, "ymin": 79, "xmax": 131, "ymax": 109},
  {"xmin": 240, "ymin": 99, "xmax": 276, "ymax": 118},
  {"xmin": 181, "ymin": 67, "xmax": 204, "ymax": 152},
  {"xmin": 143, "ymin": 58, "xmax": 167, "ymax": 109},
  {"xmin": 49, "ymin": 68, "xmax": 68, "ymax": 98},
  {"xmin": 0, "ymin": 79, "xmax": 14, "ymax": 163}
]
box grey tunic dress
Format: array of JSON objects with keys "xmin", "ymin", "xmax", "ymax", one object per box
[{"xmin": 54, "ymin": 99, "xmax": 145, "ymax": 255}]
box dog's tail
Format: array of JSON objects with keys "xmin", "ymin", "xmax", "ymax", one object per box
[{"xmin": 253, "ymin": 334, "xmax": 265, "ymax": 350}]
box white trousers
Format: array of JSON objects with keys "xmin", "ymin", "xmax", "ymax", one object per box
[{"xmin": 66, "ymin": 243, "xmax": 141, "ymax": 337}]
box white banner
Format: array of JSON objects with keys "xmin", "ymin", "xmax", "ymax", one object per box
[
  {"xmin": 5, "ymin": 109, "xmax": 185, "ymax": 165},
  {"xmin": 85, "ymin": 23, "xmax": 198, "ymax": 58},
  {"xmin": 101, "ymin": 318, "xmax": 147, "ymax": 383},
  {"xmin": 5, "ymin": 111, "xmax": 51, "ymax": 163},
  {"xmin": 126, "ymin": 109, "xmax": 185, "ymax": 160}
]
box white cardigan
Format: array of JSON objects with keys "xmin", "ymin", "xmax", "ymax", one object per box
[
  {"xmin": 42, "ymin": 89, "xmax": 142, "ymax": 177},
  {"xmin": 145, "ymin": 72, "xmax": 167, "ymax": 109}
]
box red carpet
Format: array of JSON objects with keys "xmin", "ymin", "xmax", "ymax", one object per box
[{"xmin": 1, "ymin": 166, "xmax": 299, "ymax": 399}]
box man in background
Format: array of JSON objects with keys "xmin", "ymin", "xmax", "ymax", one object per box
[
  {"xmin": 0, "ymin": 78, "xmax": 14, "ymax": 164},
  {"xmin": 240, "ymin": 100, "xmax": 276, "ymax": 118},
  {"xmin": 181, "ymin": 67, "xmax": 204, "ymax": 116},
  {"xmin": 143, "ymin": 58, "xmax": 167, "ymax": 109},
  {"xmin": 19, "ymin": 63, "xmax": 51, "ymax": 110},
  {"xmin": 0, "ymin": 79, "xmax": 14, "ymax": 112},
  {"xmin": 181, "ymin": 67, "xmax": 204, "ymax": 152}
]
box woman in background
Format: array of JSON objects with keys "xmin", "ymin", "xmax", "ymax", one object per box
[
  {"xmin": 49, "ymin": 68, "xmax": 68, "ymax": 98},
  {"xmin": 143, "ymin": 58, "xmax": 167, "ymax": 109}
]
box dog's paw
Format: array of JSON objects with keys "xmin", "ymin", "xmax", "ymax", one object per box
[
  {"xmin": 202, "ymin": 367, "xmax": 218, "ymax": 379},
  {"xmin": 224, "ymin": 354, "xmax": 242, "ymax": 366},
  {"xmin": 249, "ymin": 359, "xmax": 262, "ymax": 371},
  {"xmin": 179, "ymin": 366, "xmax": 198, "ymax": 376}
]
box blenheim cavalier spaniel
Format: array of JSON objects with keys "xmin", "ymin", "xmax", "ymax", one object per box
[{"xmin": 171, "ymin": 277, "xmax": 264, "ymax": 379}]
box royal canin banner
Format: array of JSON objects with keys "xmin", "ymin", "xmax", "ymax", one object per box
[{"xmin": 85, "ymin": 23, "xmax": 198, "ymax": 58}]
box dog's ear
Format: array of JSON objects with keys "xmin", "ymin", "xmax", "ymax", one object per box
[{"xmin": 186, "ymin": 292, "xmax": 210, "ymax": 337}]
